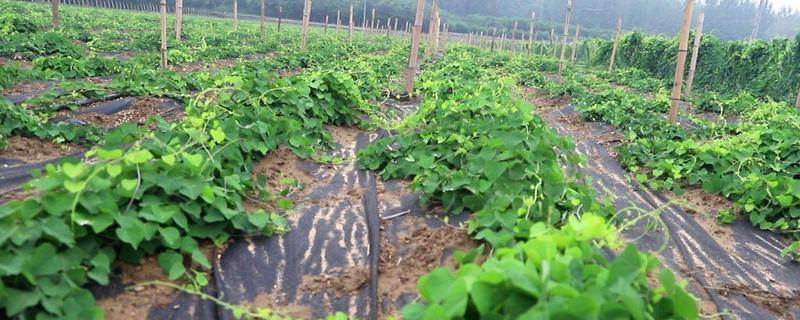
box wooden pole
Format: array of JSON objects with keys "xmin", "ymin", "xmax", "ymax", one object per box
[
  {"xmin": 336, "ymin": 10, "xmax": 341, "ymax": 34},
  {"xmin": 301, "ymin": 0, "xmax": 312, "ymax": 50},
  {"xmin": 511, "ymin": 21, "xmax": 518, "ymax": 44},
  {"xmin": 175, "ymin": 0, "xmax": 183, "ymax": 41},
  {"xmin": 393, "ymin": 17, "xmax": 398, "ymax": 33},
  {"xmin": 278, "ymin": 7, "xmax": 283, "ymax": 32},
  {"xmin": 349, "ymin": 5, "xmax": 354, "ymax": 44},
  {"xmin": 750, "ymin": 0, "xmax": 766, "ymax": 42},
  {"xmin": 608, "ymin": 17, "xmax": 623, "ymax": 72},
  {"xmin": 428, "ymin": 0, "xmax": 438, "ymax": 42},
  {"xmin": 259, "ymin": 0, "xmax": 265, "ymax": 39},
  {"xmin": 528, "ymin": 11, "xmax": 536, "ymax": 56},
  {"xmin": 550, "ymin": 28, "xmax": 556, "ymax": 56},
  {"xmin": 571, "ymin": 25, "xmax": 581, "ymax": 63},
  {"xmin": 558, "ymin": 0, "xmax": 573, "ymax": 77},
  {"xmin": 232, "ymin": 0, "xmax": 238, "ymax": 32},
  {"xmin": 491, "ymin": 27, "xmax": 497, "ymax": 51},
  {"xmin": 371, "ymin": 8, "xmax": 376, "ymax": 33},
  {"xmin": 668, "ymin": 0, "xmax": 695, "ymax": 124},
  {"xmin": 325, "ymin": 15, "xmax": 329, "ymax": 34},
  {"xmin": 160, "ymin": 0, "xmax": 167, "ymax": 68},
  {"xmin": 685, "ymin": 13, "xmax": 705, "ymax": 97},
  {"xmin": 405, "ymin": 0, "xmax": 426, "ymax": 93},
  {"xmin": 796, "ymin": 85, "xmax": 800, "ymax": 109},
  {"xmin": 51, "ymin": 0, "xmax": 60, "ymax": 29}
]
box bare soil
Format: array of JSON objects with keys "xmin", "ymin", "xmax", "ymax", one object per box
[
  {"xmin": 0, "ymin": 136, "xmax": 83, "ymax": 163},
  {"xmin": 74, "ymin": 97, "xmax": 183, "ymax": 128},
  {"xmin": 97, "ymin": 257, "xmax": 178, "ymax": 320}
]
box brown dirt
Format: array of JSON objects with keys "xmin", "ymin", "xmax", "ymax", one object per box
[
  {"xmin": 376, "ymin": 216, "xmax": 480, "ymax": 316},
  {"xmin": 0, "ymin": 188, "xmax": 38, "ymax": 203},
  {"xmin": 74, "ymin": 97, "xmax": 182, "ymax": 128},
  {"xmin": 717, "ymin": 285, "xmax": 800, "ymax": 319},
  {"xmin": 245, "ymin": 145, "xmax": 316, "ymax": 212},
  {"xmin": 96, "ymin": 51, "xmax": 138, "ymax": 61},
  {"xmin": 1, "ymin": 81, "xmax": 50, "ymax": 96},
  {"xmin": 0, "ymin": 136, "xmax": 83, "ymax": 163},
  {"xmin": 526, "ymin": 87, "xmax": 572, "ymax": 109},
  {"xmin": 172, "ymin": 54, "xmax": 273, "ymax": 74},
  {"xmin": 666, "ymin": 188, "xmax": 736, "ymax": 252},
  {"xmin": 97, "ymin": 257, "xmax": 178, "ymax": 320},
  {"xmin": 0, "ymin": 55, "xmax": 33, "ymax": 69},
  {"xmin": 299, "ymin": 267, "xmax": 370, "ymax": 298},
  {"xmin": 248, "ymin": 292, "xmax": 314, "ymax": 319}
]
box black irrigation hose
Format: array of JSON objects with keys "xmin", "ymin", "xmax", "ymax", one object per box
[{"xmin": 363, "ymin": 166, "xmax": 381, "ymax": 320}]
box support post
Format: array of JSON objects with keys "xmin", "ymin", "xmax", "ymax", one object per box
[
  {"xmin": 608, "ymin": 17, "xmax": 623, "ymax": 72},
  {"xmin": 233, "ymin": 0, "xmax": 238, "ymax": 31},
  {"xmin": 558, "ymin": 0, "xmax": 573, "ymax": 77},
  {"xmin": 349, "ymin": 5, "xmax": 354, "ymax": 44},
  {"xmin": 278, "ymin": 7, "xmax": 283, "ymax": 32},
  {"xmin": 685, "ymin": 13, "xmax": 705, "ymax": 97},
  {"xmin": 325, "ymin": 15, "xmax": 329, "ymax": 34},
  {"xmin": 668, "ymin": 0, "xmax": 695, "ymax": 124},
  {"xmin": 796, "ymin": 85, "xmax": 800, "ymax": 109},
  {"xmin": 51, "ymin": 0, "xmax": 60, "ymax": 29},
  {"xmin": 528, "ymin": 11, "xmax": 536, "ymax": 56},
  {"xmin": 160, "ymin": 0, "xmax": 167, "ymax": 68},
  {"xmin": 300, "ymin": 0, "xmax": 312, "ymax": 50},
  {"xmin": 259, "ymin": 0, "xmax": 265, "ymax": 39},
  {"xmin": 336, "ymin": 10, "xmax": 341, "ymax": 34},
  {"xmin": 571, "ymin": 25, "xmax": 581, "ymax": 63},
  {"xmin": 175, "ymin": 0, "xmax": 183, "ymax": 41},
  {"xmin": 405, "ymin": 0, "xmax": 426, "ymax": 94}
]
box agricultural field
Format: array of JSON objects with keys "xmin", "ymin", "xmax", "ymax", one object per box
[{"xmin": 1, "ymin": 0, "xmax": 800, "ymax": 319}]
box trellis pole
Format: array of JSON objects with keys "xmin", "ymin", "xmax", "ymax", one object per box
[
  {"xmin": 175, "ymin": 0, "xmax": 183, "ymax": 41},
  {"xmin": 300, "ymin": 0, "xmax": 312, "ymax": 50},
  {"xmin": 336, "ymin": 10, "xmax": 341, "ymax": 34},
  {"xmin": 796, "ymin": 85, "xmax": 800, "ymax": 109},
  {"xmin": 428, "ymin": 0, "xmax": 438, "ymax": 42},
  {"xmin": 160, "ymin": 0, "xmax": 167, "ymax": 68},
  {"xmin": 325, "ymin": 15, "xmax": 329, "ymax": 34},
  {"xmin": 608, "ymin": 17, "xmax": 622, "ymax": 72},
  {"xmin": 491, "ymin": 27, "xmax": 497, "ymax": 51},
  {"xmin": 571, "ymin": 25, "xmax": 581, "ymax": 63},
  {"xmin": 685, "ymin": 13, "xmax": 705, "ymax": 97},
  {"xmin": 349, "ymin": 5, "xmax": 354, "ymax": 44},
  {"xmin": 668, "ymin": 0, "xmax": 695, "ymax": 124},
  {"xmin": 371, "ymin": 8, "xmax": 376, "ymax": 33},
  {"xmin": 278, "ymin": 7, "xmax": 283, "ymax": 32},
  {"xmin": 232, "ymin": 0, "xmax": 238, "ymax": 32},
  {"xmin": 550, "ymin": 28, "xmax": 556, "ymax": 56},
  {"xmin": 51, "ymin": 0, "xmax": 60, "ymax": 28},
  {"xmin": 558, "ymin": 0, "xmax": 573, "ymax": 77},
  {"xmin": 259, "ymin": 0, "xmax": 265, "ymax": 39},
  {"xmin": 405, "ymin": 0, "xmax": 426, "ymax": 93},
  {"xmin": 528, "ymin": 11, "xmax": 536, "ymax": 56},
  {"xmin": 511, "ymin": 21, "xmax": 518, "ymax": 50},
  {"xmin": 393, "ymin": 17, "xmax": 398, "ymax": 33}
]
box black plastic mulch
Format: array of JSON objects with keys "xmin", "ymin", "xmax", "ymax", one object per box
[{"xmin": 546, "ymin": 105, "xmax": 800, "ymax": 320}]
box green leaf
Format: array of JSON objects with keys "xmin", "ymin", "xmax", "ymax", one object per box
[
  {"xmin": 62, "ymin": 162, "xmax": 85, "ymax": 179},
  {"xmin": 418, "ymin": 268, "xmax": 454, "ymax": 303},
  {"xmin": 161, "ymin": 154, "xmax": 176, "ymax": 165},
  {"xmin": 159, "ymin": 227, "xmax": 181, "ymax": 248},
  {"xmin": 158, "ymin": 251, "xmax": 186, "ymax": 280},
  {"xmin": 120, "ymin": 179, "xmax": 138, "ymax": 192},
  {"xmin": 97, "ymin": 148, "xmax": 123, "ymax": 160},
  {"xmin": 42, "ymin": 216, "xmax": 75, "ymax": 246},
  {"xmin": 106, "ymin": 164, "xmax": 122, "ymax": 178},
  {"xmin": 63, "ymin": 180, "xmax": 87, "ymax": 193},
  {"xmin": 125, "ymin": 149, "xmax": 153, "ymax": 164},
  {"xmin": 277, "ymin": 198, "xmax": 293, "ymax": 210},
  {"xmin": 248, "ymin": 212, "xmax": 270, "ymax": 229},
  {"xmin": 2, "ymin": 288, "xmax": 40, "ymax": 316}
]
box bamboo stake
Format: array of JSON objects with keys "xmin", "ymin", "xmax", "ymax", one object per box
[
  {"xmin": 428, "ymin": 0, "xmax": 438, "ymax": 42},
  {"xmin": 51, "ymin": 0, "xmax": 60, "ymax": 29},
  {"xmin": 668, "ymin": 0, "xmax": 695, "ymax": 124},
  {"xmin": 550, "ymin": 28, "xmax": 556, "ymax": 56},
  {"xmin": 348, "ymin": 5, "xmax": 354, "ymax": 44},
  {"xmin": 175, "ymin": 0, "xmax": 183, "ymax": 41},
  {"xmin": 232, "ymin": 0, "xmax": 238, "ymax": 32},
  {"xmin": 405, "ymin": 0, "xmax": 426, "ymax": 93},
  {"xmin": 336, "ymin": 10, "xmax": 341, "ymax": 34},
  {"xmin": 159, "ymin": 0, "xmax": 167, "ymax": 68},
  {"xmin": 300, "ymin": 0, "xmax": 312, "ymax": 50},
  {"xmin": 528, "ymin": 11, "xmax": 536, "ymax": 56},
  {"xmin": 491, "ymin": 27, "xmax": 497, "ymax": 51},
  {"xmin": 259, "ymin": 0, "xmax": 265, "ymax": 39},
  {"xmin": 511, "ymin": 21, "xmax": 518, "ymax": 43},
  {"xmin": 796, "ymin": 85, "xmax": 800, "ymax": 109},
  {"xmin": 371, "ymin": 8, "xmax": 376, "ymax": 33},
  {"xmin": 685, "ymin": 13, "xmax": 705, "ymax": 97},
  {"xmin": 558, "ymin": 0, "xmax": 573, "ymax": 76},
  {"xmin": 325, "ymin": 15, "xmax": 329, "ymax": 34},
  {"xmin": 500, "ymin": 31, "xmax": 506, "ymax": 51},
  {"xmin": 405, "ymin": 21, "xmax": 410, "ymax": 34},
  {"xmin": 608, "ymin": 17, "xmax": 623, "ymax": 72},
  {"xmin": 571, "ymin": 25, "xmax": 581, "ymax": 62},
  {"xmin": 278, "ymin": 7, "xmax": 282, "ymax": 32},
  {"xmin": 393, "ymin": 17, "xmax": 398, "ymax": 33}
]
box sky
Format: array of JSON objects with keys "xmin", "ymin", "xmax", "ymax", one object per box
[{"xmin": 771, "ymin": 0, "xmax": 800, "ymax": 11}]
